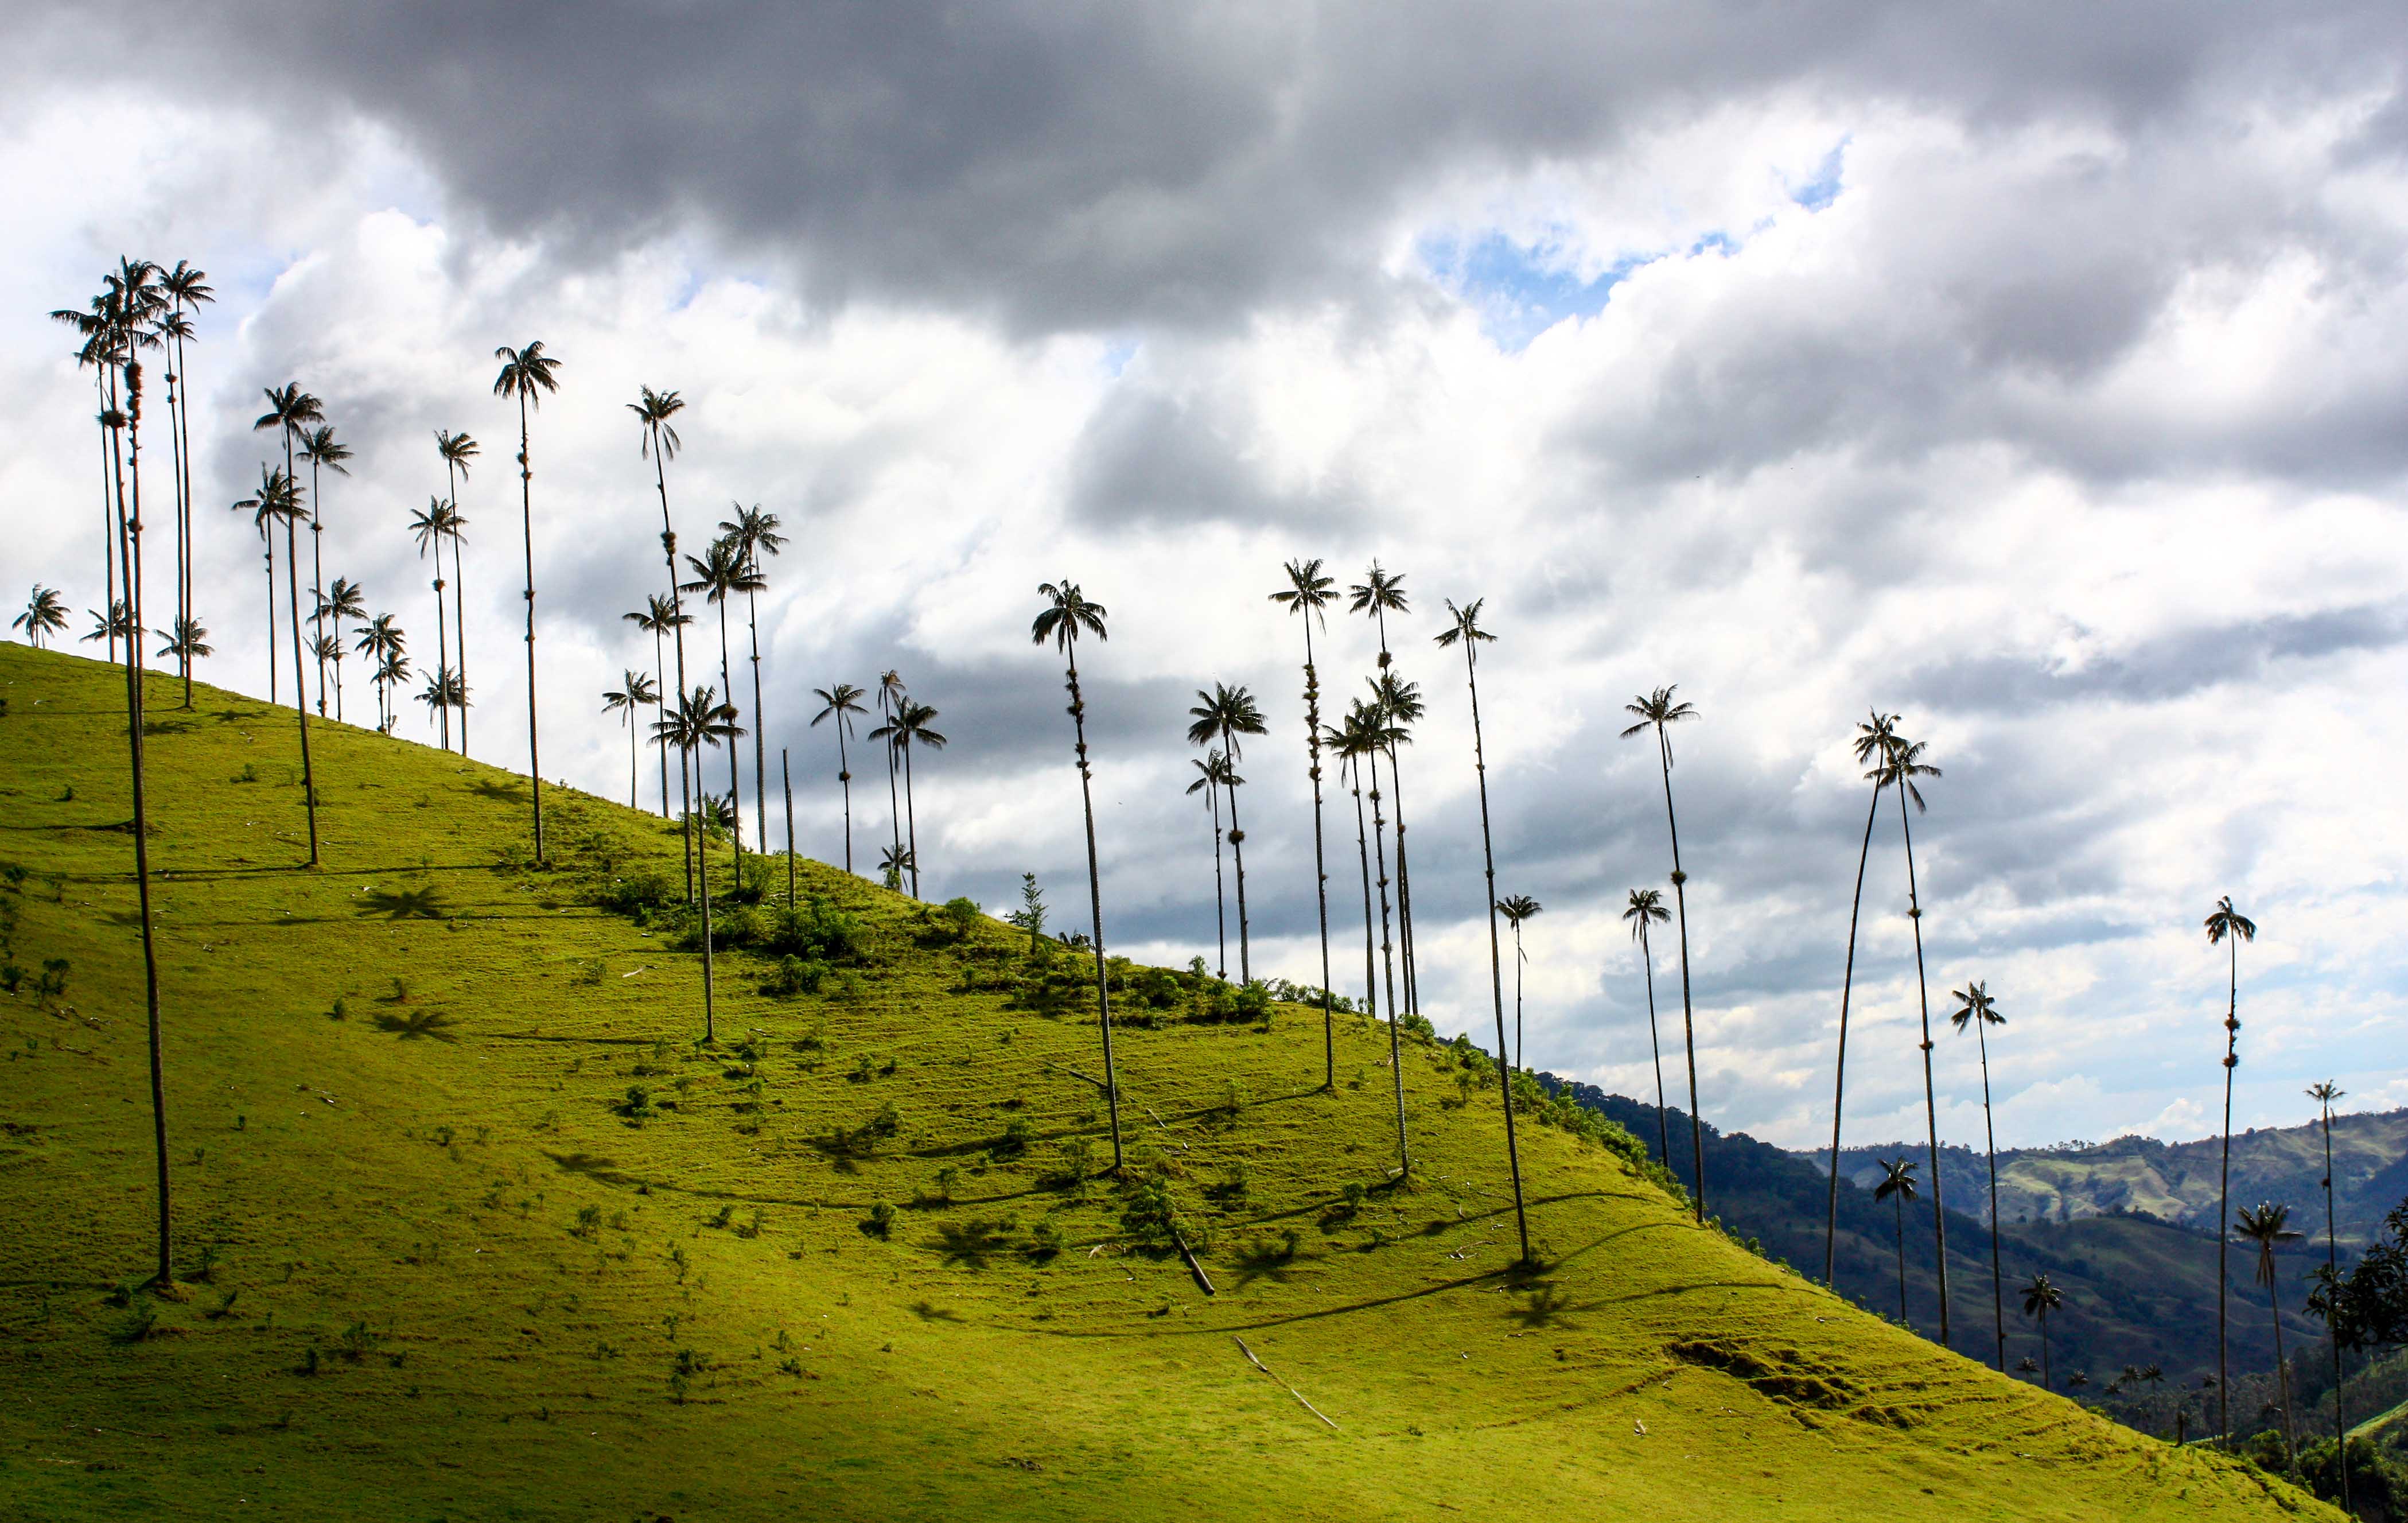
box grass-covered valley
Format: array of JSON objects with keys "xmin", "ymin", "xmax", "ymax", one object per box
[{"xmin": 0, "ymin": 643, "xmax": 2341, "ymax": 1521}]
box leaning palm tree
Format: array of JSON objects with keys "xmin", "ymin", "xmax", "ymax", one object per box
[
  {"xmin": 1032, "ymin": 579, "xmax": 1123, "ymax": 1174},
  {"xmin": 14, "ymin": 585, "xmax": 68, "ymax": 648},
  {"xmin": 1621, "ymin": 685, "xmax": 1705, "ymax": 1221},
  {"xmin": 1369, "ymin": 669, "xmax": 1427, "ymax": 1012},
  {"xmin": 1826, "ymin": 710, "xmax": 1901, "ymax": 1280},
  {"xmin": 1498, "ymin": 895, "xmax": 1543, "ymax": 1072},
  {"xmin": 654, "ymin": 686, "xmax": 742, "ymax": 1043},
  {"xmin": 1622, "ymin": 887, "xmax": 1674, "ymax": 1167},
  {"xmin": 719, "ymin": 503, "xmax": 787, "ymax": 854},
  {"xmin": 870, "ymin": 699, "xmax": 946, "ymax": 899},
  {"xmin": 2021, "ymin": 1274, "xmax": 2063, "ymax": 1389},
  {"xmin": 2205, "ymin": 893, "xmax": 2258, "ymax": 1443},
  {"xmin": 2236, "ymin": 1202, "xmax": 2305, "ymax": 1462},
  {"xmin": 1874, "ymin": 1157, "xmax": 1920, "ymax": 1324},
  {"xmin": 1185, "ymin": 750, "xmax": 1234, "ymax": 978},
  {"xmin": 1876, "ymin": 733, "xmax": 1949, "ymax": 1344},
  {"xmin": 811, "ymin": 682, "xmax": 867, "ymax": 873},
  {"xmin": 2308, "ymin": 1080, "xmax": 2350, "ymax": 1510},
  {"xmin": 681, "ymin": 535, "xmax": 761, "ymax": 873},
  {"xmin": 1271, "ymin": 557, "xmax": 1339, "ymax": 1089},
  {"xmin": 317, "ymin": 578, "xmax": 366, "ymax": 722},
  {"xmin": 296, "ymin": 423, "xmax": 352, "ymax": 715},
  {"xmin": 1186, "ymin": 683, "xmax": 1268, "ymax": 982},
  {"xmin": 236, "ymin": 464, "xmax": 318, "ymax": 865},
  {"xmin": 1952, "ymin": 980, "xmax": 2010, "ymax": 1370},
  {"xmin": 492, "ymin": 340, "xmax": 562, "ymax": 862},
  {"xmin": 627, "ymin": 595, "xmax": 691, "ymax": 822},
  {"xmin": 407, "ymin": 499, "xmax": 455, "ymax": 750},
  {"xmin": 434, "ymin": 429, "xmax": 480, "ymax": 751},
  {"xmin": 602, "ymin": 671, "xmax": 660, "ymax": 808},
  {"xmin": 1436, "ymin": 597, "xmax": 1527, "ymax": 1257}
]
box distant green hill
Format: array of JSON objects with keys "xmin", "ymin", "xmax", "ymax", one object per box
[
  {"xmin": 1829, "ymin": 1114, "xmax": 2408, "ymax": 1244},
  {"xmin": 0, "ymin": 644, "xmax": 2336, "ymax": 1521}
]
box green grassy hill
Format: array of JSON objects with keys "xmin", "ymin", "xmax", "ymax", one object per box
[{"xmin": 0, "ymin": 644, "xmax": 2338, "ymax": 1521}]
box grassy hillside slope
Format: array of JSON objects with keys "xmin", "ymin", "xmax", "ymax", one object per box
[{"xmin": 0, "ymin": 644, "xmax": 2335, "ymax": 1522}]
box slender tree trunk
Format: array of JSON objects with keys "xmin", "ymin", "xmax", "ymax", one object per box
[
  {"xmin": 309, "ymin": 459, "xmax": 326, "ymax": 717},
  {"xmin": 175, "ymin": 326, "xmax": 197, "ymax": 709},
  {"xmin": 1207, "ymin": 779, "xmax": 1227, "ymax": 980},
  {"xmin": 1358, "ymin": 752, "xmax": 1406, "ymax": 1180},
  {"xmin": 649, "ymin": 440, "xmax": 693, "ymax": 900},
  {"xmin": 516, "ymin": 394, "xmax": 543, "ymax": 865},
  {"xmin": 652, "ymin": 627, "xmax": 669, "ymax": 818},
  {"xmin": 1347, "ymin": 755, "xmax": 1376, "ymax": 1024},
  {"xmin": 2219, "ymin": 934, "xmax": 2238, "ymax": 1445},
  {"xmin": 281, "ymin": 429, "xmax": 320, "ymax": 868},
  {"xmin": 1391, "ymin": 753, "xmax": 1419, "ymax": 1013},
  {"xmin": 1368, "ymin": 742, "xmax": 1399, "ymax": 1036},
  {"xmin": 748, "ymin": 590, "xmax": 767, "ymax": 857},
  {"xmin": 1900, "ymin": 789, "xmax": 1948, "ymax": 1346},
  {"xmin": 1461, "ymin": 643, "xmax": 1528, "ymax": 1262},
  {"xmin": 1826, "ymin": 781, "xmax": 1885, "ymax": 1281},
  {"xmin": 164, "ymin": 342, "xmax": 189, "ymax": 705},
  {"xmin": 696, "ymin": 740, "xmax": 715, "ymax": 1043},
  {"xmin": 1300, "ymin": 620, "xmax": 1333, "ymax": 1090},
  {"xmin": 1640, "ymin": 924, "xmax": 1671, "ymax": 1168},
  {"xmin": 2322, "ymin": 1104, "xmax": 2351, "ymax": 1513},
  {"xmin": 263, "ymin": 535, "xmax": 275, "ymax": 703},
  {"xmin": 882, "ymin": 686, "xmax": 903, "ymax": 875},
  {"xmin": 98, "ymin": 375, "xmax": 117, "ymax": 666},
  {"xmin": 1062, "ymin": 642, "xmax": 1123, "ymax": 1172},
  {"xmin": 1512, "ymin": 923, "xmax": 1524, "ymax": 1071},
  {"xmin": 902, "ymin": 738, "xmax": 920, "ymax": 899},
  {"xmin": 783, "ymin": 748, "xmax": 796, "ymax": 906},
  {"xmin": 834, "ymin": 721, "xmax": 853, "ymax": 874},
  {"xmin": 1894, "ymin": 1194, "xmax": 1908, "ymax": 1324},
  {"xmin": 2270, "ymin": 1272, "xmax": 2297, "ymax": 1462},
  {"xmin": 111, "ymin": 369, "xmax": 173, "ymax": 1289},
  {"xmin": 1979, "ymin": 1017, "xmax": 2005, "ymax": 1370},
  {"xmin": 1652, "ymin": 727, "xmax": 1705, "ymax": 1222},
  {"xmin": 449, "ymin": 519, "xmax": 470, "ymax": 757},
  {"xmin": 430, "ymin": 569, "xmax": 450, "ymax": 751},
  {"xmin": 627, "ymin": 714, "xmax": 639, "ymax": 807},
  {"xmin": 715, "ymin": 603, "xmax": 742, "ymax": 876},
  {"xmin": 2040, "ymin": 1315, "xmax": 2051, "ymax": 1390},
  {"xmin": 1223, "ymin": 751, "xmax": 1251, "ymax": 984}
]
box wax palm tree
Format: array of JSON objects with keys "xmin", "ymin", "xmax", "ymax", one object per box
[
  {"xmin": 1621, "ymin": 685, "xmax": 1705, "ymax": 1221},
  {"xmin": 317, "ymin": 578, "xmax": 365, "ymax": 722},
  {"xmin": 418, "ymin": 667, "xmax": 467, "ymax": 733},
  {"xmin": 296, "ymin": 424, "xmax": 351, "ymax": 715},
  {"xmin": 1186, "ymin": 751, "xmax": 1235, "ymax": 979},
  {"xmin": 720, "ymin": 503, "xmax": 786, "ymax": 854},
  {"xmin": 161, "ymin": 262, "xmax": 212, "ymax": 708},
  {"xmin": 624, "ymin": 596, "xmax": 690, "ymax": 823},
  {"xmin": 603, "ymin": 671, "xmax": 660, "ymax": 808},
  {"xmin": 15, "ymin": 585, "xmax": 68, "ymax": 648},
  {"xmin": 1368, "ymin": 670, "xmax": 1427, "ymax": 1011},
  {"xmin": 2203, "ymin": 894, "xmax": 2258, "ymax": 1443},
  {"xmin": 1952, "ymin": 980, "xmax": 2010, "ymax": 1370},
  {"xmin": 354, "ymin": 615, "xmax": 404, "ymax": 732},
  {"xmin": 1271, "ymin": 557, "xmax": 1339, "ymax": 1089},
  {"xmin": 2021, "ymin": 1275, "xmax": 2063, "ymax": 1389},
  {"xmin": 237, "ymin": 463, "xmax": 318, "ymax": 865},
  {"xmin": 869, "ymin": 699, "xmax": 946, "ymax": 898},
  {"xmin": 1436, "ymin": 597, "xmax": 1526, "ymax": 1257},
  {"xmin": 1325, "ymin": 715, "xmax": 1378, "ymax": 1017},
  {"xmin": 1826, "ymin": 710, "xmax": 1901, "ymax": 1280},
  {"xmin": 1354, "ymin": 698, "xmax": 1404, "ymax": 1028},
  {"xmin": 81, "ymin": 602, "xmax": 136, "ymax": 648},
  {"xmin": 1186, "ymin": 683, "xmax": 1268, "ymax": 982},
  {"xmin": 492, "ymin": 340, "xmax": 562, "ymax": 862},
  {"xmin": 1032, "ymin": 579, "xmax": 1123, "ymax": 1174},
  {"xmin": 1623, "ymin": 887, "xmax": 1674, "ymax": 1167},
  {"xmin": 374, "ymin": 651, "xmax": 411, "ymax": 735},
  {"xmin": 1872, "ymin": 733, "xmax": 1948, "ymax": 1343},
  {"xmin": 1333, "ymin": 707, "xmax": 1406, "ymax": 1176},
  {"xmin": 407, "ymin": 498, "xmax": 454, "ymax": 749},
  {"xmin": 629, "ymin": 387, "xmax": 693, "ymax": 888},
  {"xmin": 1498, "ymin": 895, "xmax": 1543, "ymax": 1072},
  {"xmin": 434, "ymin": 429, "xmax": 479, "ymax": 752},
  {"xmin": 309, "ymin": 634, "xmax": 343, "ymax": 706},
  {"xmin": 655, "ymin": 686, "xmax": 741, "ymax": 1043},
  {"xmin": 878, "ymin": 841, "xmax": 917, "ymax": 891},
  {"xmin": 2236, "ymin": 1202, "xmax": 2305, "ymax": 1461},
  {"xmin": 2308, "ymin": 1081, "xmax": 2351, "ymax": 1509},
  {"xmin": 682, "ymin": 535, "xmax": 761, "ymax": 872},
  {"xmin": 876, "ymin": 670, "xmax": 908, "ymax": 876},
  {"xmin": 1874, "ymin": 1158, "xmax": 1920, "ymax": 1324},
  {"xmin": 252, "ymin": 384, "xmax": 321, "ymax": 698},
  {"xmin": 811, "ymin": 682, "xmax": 867, "ymax": 873}
]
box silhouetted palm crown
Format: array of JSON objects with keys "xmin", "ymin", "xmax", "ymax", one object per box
[
  {"xmin": 493, "ymin": 342, "xmax": 562, "ymax": 409},
  {"xmin": 1949, "ymin": 982, "xmax": 2004, "ymax": 1034},
  {"xmin": 1187, "ymin": 683, "xmax": 1267, "ymax": 754},
  {"xmin": 2204, "ymin": 896, "xmax": 2257, "ymax": 949},
  {"xmin": 1620, "ymin": 685, "xmax": 1697, "ymax": 742},
  {"xmin": 1031, "ymin": 581, "xmax": 1107, "ymax": 650},
  {"xmin": 1623, "ymin": 887, "xmax": 1669, "ymax": 939},
  {"xmin": 1874, "ymin": 1157, "xmax": 1919, "ymax": 1205},
  {"xmin": 629, "ymin": 386, "xmax": 684, "ymax": 460}
]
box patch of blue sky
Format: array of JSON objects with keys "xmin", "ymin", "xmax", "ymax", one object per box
[
  {"xmin": 1787, "ymin": 138, "xmax": 1848, "ymax": 212},
  {"xmin": 1421, "ymin": 228, "xmax": 1661, "ymax": 352},
  {"xmin": 1099, "ymin": 336, "xmax": 1139, "ymax": 379}
]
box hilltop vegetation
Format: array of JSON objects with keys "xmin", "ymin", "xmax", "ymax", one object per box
[{"xmin": 0, "ymin": 644, "xmax": 2339, "ymax": 1521}]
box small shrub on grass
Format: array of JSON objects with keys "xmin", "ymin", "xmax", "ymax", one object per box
[
  {"xmin": 1048, "ymin": 1137, "xmax": 1096, "ymax": 1195},
  {"xmin": 110, "ymin": 1295, "xmax": 160, "ymax": 1344},
  {"xmin": 705, "ymin": 1205, "xmax": 735, "ymax": 1230},
  {"xmin": 1026, "ymin": 1219, "xmax": 1065, "ymax": 1260},
  {"xmin": 1234, "ymin": 980, "xmax": 1273, "ymax": 1023},
  {"xmin": 571, "ymin": 1206, "xmax": 601, "ymax": 1240},
  {"xmin": 993, "ymin": 1116, "xmax": 1036, "ymax": 1159},
  {"xmin": 767, "ymin": 898, "xmax": 867, "ymax": 962},
  {"xmin": 617, "ymin": 1086, "xmax": 656, "ymax": 1122},
  {"xmin": 861, "ymin": 1202, "xmax": 894, "ymax": 1240},
  {"xmin": 763, "ymin": 955, "xmax": 828, "ymax": 998},
  {"xmin": 939, "ymin": 897, "xmax": 982, "ymax": 941}
]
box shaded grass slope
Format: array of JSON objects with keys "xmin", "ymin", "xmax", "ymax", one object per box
[{"xmin": 0, "ymin": 644, "xmax": 2336, "ymax": 1521}]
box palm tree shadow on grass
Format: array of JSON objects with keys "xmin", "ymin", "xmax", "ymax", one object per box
[
  {"xmin": 361, "ymin": 886, "xmax": 446, "ymax": 919},
  {"xmin": 933, "ymin": 1220, "xmax": 1017, "ymax": 1269},
  {"xmin": 371, "ymin": 1009, "xmax": 457, "ymax": 1042},
  {"xmin": 466, "ymin": 778, "xmax": 525, "ymax": 804}
]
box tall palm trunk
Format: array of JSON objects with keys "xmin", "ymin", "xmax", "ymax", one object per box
[
  {"xmin": 901, "ymin": 736, "xmax": 920, "ymax": 898},
  {"xmin": 626, "ymin": 710, "xmax": 640, "ymax": 807},
  {"xmin": 1977, "ymin": 1017, "xmax": 2004, "ymax": 1369},
  {"xmin": 111, "ymin": 363, "xmax": 173, "ymax": 1288},
  {"xmin": 1639, "ymin": 923, "xmax": 1671, "ymax": 1168},
  {"xmin": 1899, "ymin": 788, "xmax": 1948, "ymax": 1345},
  {"xmin": 714, "ymin": 603, "xmax": 742, "ymax": 875},
  {"xmin": 281, "ymin": 432, "xmax": 320, "ymax": 867},
  {"xmin": 1892, "ymin": 1191, "xmax": 1908, "ymax": 1323},
  {"xmin": 1298, "ymin": 620, "xmax": 1334, "ymax": 1089},
  {"xmin": 176, "ymin": 323, "xmax": 196, "ymax": 710},
  {"xmin": 2320, "ymin": 1103, "xmax": 2350, "ymax": 1512},
  {"xmin": 1367, "ymin": 740, "xmax": 1399, "ymax": 1028},
  {"xmin": 2268, "ymin": 1271, "xmax": 2297, "ymax": 1462},
  {"xmin": 1221, "ymin": 752, "xmax": 1252, "ymax": 984},
  {"xmin": 882, "ymin": 687, "xmax": 903, "ymax": 876},
  {"xmin": 648, "ymin": 452, "xmax": 694, "ymax": 900},
  {"xmin": 1826, "ymin": 779, "xmax": 1886, "ymax": 1280},
  {"xmin": 2217, "ymin": 933, "xmax": 2239, "ymax": 1444},
  {"xmin": 1207, "ymin": 776, "xmax": 1227, "ymax": 979},
  {"xmin": 163, "ymin": 341, "xmax": 189, "ymax": 705},
  {"xmin": 1359, "ymin": 749, "xmax": 1406, "ymax": 1180},
  {"xmin": 1457, "ymin": 640, "xmax": 1527, "ymax": 1260},
  {"xmin": 262, "ymin": 533, "xmax": 276, "ymax": 702},
  {"xmin": 514, "ymin": 394, "xmax": 544, "ymax": 863},
  {"xmin": 782, "ymin": 749, "xmax": 796, "ymax": 906},
  {"xmin": 96, "ymin": 376, "xmax": 118, "ymax": 665},
  {"xmin": 694, "ymin": 738, "xmax": 715, "ymax": 1043},
  {"xmin": 308, "ymin": 457, "xmax": 328, "ymax": 716},
  {"xmin": 650, "ymin": 625, "xmax": 670, "ymax": 818},
  {"xmin": 1061, "ymin": 640, "xmax": 1123, "ymax": 1171},
  {"xmin": 430, "ymin": 568, "xmax": 450, "ymax": 751},
  {"xmin": 1345, "ymin": 753, "xmax": 1376, "ymax": 1022},
  {"xmin": 448, "ymin": 524, "xmax": 469, "ymax": 755},
  {"xmin": 1512, "ymin": 921, "xmax": 1525, "ymax": 1071},
  {"xmin": 2038, "ymin": 1312, "xmax": 2051, "ymax": 1389},
  {"xmin": 747, "ymin": 589, "xmax": 768, "ymax": 857},
  {"xmin": 1649, "ymin": 725, "xmax": 1705, "ymax": 1222},
  {"xmin": 833, "ymin": 720, "xmax": 853, "ymax": 873},
  {"xmin": 1391, "ymin": 755, "xmax": 1419, "ymax": 1013}
]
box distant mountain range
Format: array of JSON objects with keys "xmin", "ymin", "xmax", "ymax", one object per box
[
  {"xmin": 1822, "ymin": 1109, "xmax": 2408, "ymax": 1243},
  {"xmin": 1545, "ymin": 1078, "xmax": 2397, "ymax": 1420}
]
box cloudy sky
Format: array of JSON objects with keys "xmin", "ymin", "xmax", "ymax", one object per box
[{"xmin": 5, "ymin": 2, "xmax": 2404, "ymax": 1156}]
